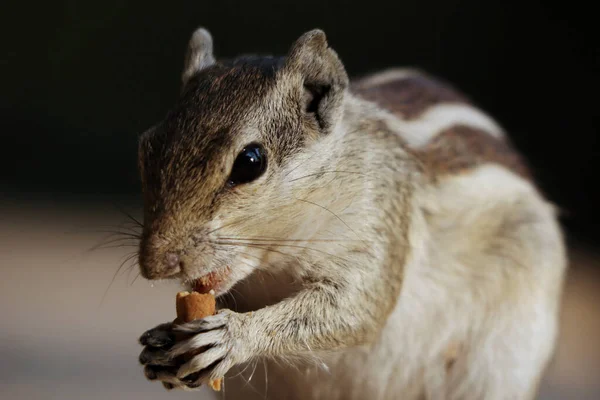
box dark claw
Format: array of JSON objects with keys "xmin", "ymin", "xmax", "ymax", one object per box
[
  {"xmin": 181, "ymin": 371, "xmax": 202, "ymax": 385},
  {"xmin": 185, "ymin": 381, "xmax": 202, "ymax": 389},
  {"xmin": 139, "ymin": 323, "xmax": 175, "ymax": 348},
  {"xmin": 180, "ymin": 358, "xmax": 224, "ymax": 388},
  {"xmin": 144, "ymin": 365, "xmax": 158, "ymax": 380},
  {"xmin": 144, "ymin": 365, "xmax": 178, "ymax": 381},
  {"xmin": 181, "ymin": 370, "xmax": 208, "ymax": 389},
  {"xmin": 139, "ymin": 346, "xmax": 174, "ymax": 366},
  {"xmin": 162, "ymin": 382, "xmax": 174, "ymax": 390}
]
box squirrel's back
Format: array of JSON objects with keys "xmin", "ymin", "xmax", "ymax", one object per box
[{"xmin": 352, "ymin": 68, "xmax": 531, "ymax": 182}]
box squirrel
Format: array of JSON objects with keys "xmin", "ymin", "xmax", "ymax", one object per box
[{"xmin": 136, "ymin": 27, "xmax": 567, "ymax": 400}]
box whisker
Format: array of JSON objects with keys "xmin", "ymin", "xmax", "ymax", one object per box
[
  {"xmin": 95, "ymin": 233, "xmax": 140, "ymax": 242},
  {"xmin": 244, "ymin": 359, "xmax": 259, "ymax": 386},
  {"xmin": 70, "ymin": 226, "xmax": 141, "ymax": 239},
  {"xmin": 112, "ymin": 203, "xmax": 144, "ymax": 228},
  {"xmin": 94, "ymin": 230, "xmax": 141, "ymax": 239},
  {"xmin": 121, "ymin": 256, "xmax": 140, "ymax": 277},
  {"xmin": 221, "ymin": 249, "xmax": 264, "ymax": 263},
  {"xmin": 214, "ymin": 240, "xmax": 348, "ymax": 263},
  {"xmin": 233, "ymin": 257, "xmax": 259, "ymax": 271},
  {"xmin": 224, "ymin": 291, "xmax": 239, "ymax": 312},
  {"xmin": 100, "ymin": 252, "xmax": 139, "ymax": 305},
  {"xmin": 115, "ymin": 225, "xmax": 143, "ymax": 237},
  {"xmin": 293, "ymin": 197, "xmax": 367, "ymax": 246},
  {"xmin": 228, "ymin": 287, "xmax": 248, "ymax": 307},
  {"xmin": 232, "ymin": 360, "xmax": 261, "ymax": 397},
  {"xmin": 228, "ymin": 359, "xmax": 255, "ymax": 380},
  {"xmin": 217, "ymin": 236, "xmax": 363, "ymax": 244},
  {"xmin": 283, "ymin": 147, "xmax": 323, "ymax": 179},
  {"xmin": 130, "ymin": 271, "xmax": 142, "ymax": 286},
  {"xmin": 87, "ymin": 238, "xmax": 139, "ymax": 250},
  {"xmin": 289, "ymin": 170, "xmax": 371, "ymax": 182},
  {"xmin": 118, "ymin": 250, "xmax": 138, "ymax": 261},
  {"xmin": 206, "ymin": 214, "xmax": 257, "ymax": 235},
  {"xmin": 212, "ymin": 241, "xmax": 299, "ymax": 261},
  {"xmin": 262, "ymin": 359, "xmax": 268, "ymax": 400},
  {"xmin": 125, "ymin": 260, "xmax": 141, "ymax": 284},
  {"xmin": 86, "ymin": 238, "xmax": 139, "ymax": 254},
  {"xmin": 282, "ymin": 126, "xmax": 362, "ymax": 179}
]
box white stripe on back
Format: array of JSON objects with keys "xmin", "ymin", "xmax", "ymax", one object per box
[{"xmin": 387, "ymin": 103, "xmax": 505, "ymax": 148}]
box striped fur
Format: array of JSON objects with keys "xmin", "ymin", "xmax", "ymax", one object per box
[
  {"xmin": 353, "ymin": 68, "xmax": 528, "ymax": 180},
  {"xmin": 137, "ymin": 30, "xmax": 566, "ymax": 400}
]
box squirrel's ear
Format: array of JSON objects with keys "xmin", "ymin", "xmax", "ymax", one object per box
[
  {"xmin": 182, "ymin": 27, "xmax": 216, "ymax": 87},
  {"xmin": 283, "ymin": 29, "xmax": 349, "ymax": 134}
]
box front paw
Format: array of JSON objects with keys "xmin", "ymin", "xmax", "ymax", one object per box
[{"xmin": 138, "ymin": 310, "xmax": 245, "ymax": 390}]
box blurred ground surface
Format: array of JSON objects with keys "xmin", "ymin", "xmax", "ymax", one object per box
[{"xmin": 0, "ymin": 202, "xmax": 599, "ymax": 399}]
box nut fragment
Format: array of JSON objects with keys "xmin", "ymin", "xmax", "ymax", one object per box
[
  {"xmin": 175, "ymin": 291, "xmax": 216, "ymax": 323},
  {"xmin": 175, "ymin": 291, "xmax": 222, "ymax": 391}
]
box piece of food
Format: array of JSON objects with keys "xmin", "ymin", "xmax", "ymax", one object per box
[
  {"xmin": 175, "ymin": 291, "xmax": 222, "ymax": 391},
  {"xmin": 175, "ymin": 291, "xmax": 216, "ymax": 324}
]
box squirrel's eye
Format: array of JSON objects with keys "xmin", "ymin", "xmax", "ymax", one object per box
[{"xmin": 228, "ymin": 143, "xmax": 267, "ymax": 186}]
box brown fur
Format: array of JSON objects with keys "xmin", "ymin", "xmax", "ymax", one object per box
[
  {"xmin": 352, "ymin": 73, "xmax": 470, "ymax": 120},
  {"xmin": 138, "ymin": 58, "xmax": 285, "ymax": 279},
  {"xmin": 353, "ymin": 72, "xmax": 531, "ymax": 182},
  {"xmin": 413, "ymin": 125, "xmax": 531, "ymax": 181}
]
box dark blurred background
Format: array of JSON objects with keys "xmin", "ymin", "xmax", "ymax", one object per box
[
  {"xmin": 0, "ymin": 1, "xmax": 598, "ymax": 399},
  {"xmin": 2, "ymin": 0, "xmax": 599, "ymax": 243}
]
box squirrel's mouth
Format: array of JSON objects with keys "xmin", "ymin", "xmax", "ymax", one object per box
[{"xmin": 191, "ymin": 266, "xmax": 232, "ymax": 295}]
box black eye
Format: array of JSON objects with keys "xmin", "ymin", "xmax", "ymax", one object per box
[{"xmin": 227, "ymin": 143, "xmax": 267, "ymax": 186}]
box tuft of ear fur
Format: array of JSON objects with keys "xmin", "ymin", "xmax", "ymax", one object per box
[
  {"xmin": 182, "ymin": 27, "xmax": 216, "ymax": 87},
  {"xmin": 284, "ymin": 29, "xmax": 349, "ymax": 134}
]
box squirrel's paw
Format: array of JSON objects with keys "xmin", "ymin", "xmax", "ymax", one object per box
[{"xmin": 138, "ymin": 309, "xmax": 244, "ymax": 390}]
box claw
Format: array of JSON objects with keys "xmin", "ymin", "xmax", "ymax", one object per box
[
  {"xmin": 181, "ymin": 371, "xmax": 202, "ymax": 385},
  {"xmin": 139, "ymin": 346, "xmax": 175, "ymax": 366},
  {"xmin": 139, "ymin": 323, "xmax": 175, "ymax": 348},
  {"xmin": 179, "ymin": 359, "xmax": 222, "ymax": 388},
  {"xmin": 169, "ymin": 329, "xmax": 225, "ymax": 358},
  {"xmin": 173, "ymin": 312, "xmax": 229, "ymax": 334},
  {"xmin": 144, "ymin": 365, "xmax": 179, "ymax": 383},
  {"xmin": 144, "ymin": 365, "xmax": 158, "ymax": 380},
  {"xmin": 177, "ymin": 346, "xmax": 227, "ymax": 378}
]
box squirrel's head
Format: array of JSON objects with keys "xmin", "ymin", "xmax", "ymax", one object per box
[{"xmin": 138, "ymin": 27, "xmax": 349, "ymax": 292}]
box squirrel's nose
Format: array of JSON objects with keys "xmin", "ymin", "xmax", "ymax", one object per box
[
  {"xmin": 159, "ymin": 252, "xmax": 181, "ymax": 277},
  {"xmin": 165, "ymin": 252, "xmax": 181, "ymax": 270},
  {"xmin": 138, "ymin": 239, "xmax": 183, "ymax": 280}
]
